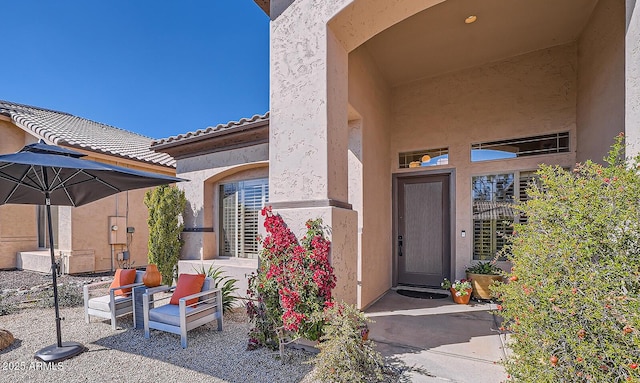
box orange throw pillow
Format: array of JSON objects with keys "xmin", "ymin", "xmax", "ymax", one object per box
[
  {"xmin": 170, "ymin": 274, "xmax": 206, "ymax": 306},
  {"xmin": 110, "ymin": 269, "xmax": 137, "ymax": 296}
]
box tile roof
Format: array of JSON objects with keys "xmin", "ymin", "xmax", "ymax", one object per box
[
  {"xmin": 0, "ymin": 100, "xmax": 175, "ymax": 168},
  {"xmin": 151, "ymin": 112, "xmax": 269, "ymax": 149}
]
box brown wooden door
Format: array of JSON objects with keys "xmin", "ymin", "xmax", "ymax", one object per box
[{"xmin": 397, "ymin": 174, "xmax": 450, "ymax": 287}]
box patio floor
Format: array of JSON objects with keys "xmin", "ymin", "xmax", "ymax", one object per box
[{"xmin": 365, "ymin": 289, "xmax": 508, "ymax": 383}]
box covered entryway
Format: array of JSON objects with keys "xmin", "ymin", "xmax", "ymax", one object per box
[
  {"xmin": 395, "ymin": 173, "xmax": 451, "ymax": 287},
  {"xmin": 263, "ymin": 0, "xmax": 629, "ymax": 309}
]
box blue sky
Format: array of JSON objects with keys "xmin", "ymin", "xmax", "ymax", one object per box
[{"xmin": 1, "ymin": 1, "xmax": 269, "ymax": 139}]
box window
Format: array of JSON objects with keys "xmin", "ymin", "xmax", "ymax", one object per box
[
  {"xmin": 472, "ymin": 171, "xmax": 537, "ymax": 260},
  {"xmin": 399, "ymin": 147, "xmax": 449, "ymax": 169},
  {"xmin": 471, "ymin": 132, "xmax": 569, "ymax": 162},
  {"xmin": 37, "ymin": 205, "xmax": 58, "ymax": 249},
  {"xmin": 220, "ymin": 178, "xmax": 268, "ymax": 259}
]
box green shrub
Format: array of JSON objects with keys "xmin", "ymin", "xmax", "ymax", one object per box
[
  {"xmin": 312, "ymin": 302, "xmax": 390, "ymax": 383},
  {"xmin": 494, "ymin": 134, "xmax": 640, "ymax": 382},
  {"xmin": 193, "ymin": 264, "xmax": 239, "ymax": 314},
  {"xmin": 144, "ymin": 185, "xmax": 187, "ymax": 286},
  {"xmin": 465, "ymin": 261, "xmax": 502, "ymax": 275},
  {"xmin": 0, "ymin": 294, "xmax": 17, "ymax": 316}
]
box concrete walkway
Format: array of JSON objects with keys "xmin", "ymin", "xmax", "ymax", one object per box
[{"xmin": 365, "ymin": 289, "xmax": 507, "ymax": 383}]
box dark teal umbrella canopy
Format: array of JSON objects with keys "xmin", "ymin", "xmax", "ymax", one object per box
[
  {"xmin": 0, "ymin": 141, "xmax": 185, "ymax": 362},
  {"xmin": 0, "ymin": 141, "xmax": 183, "ymax": 207}
]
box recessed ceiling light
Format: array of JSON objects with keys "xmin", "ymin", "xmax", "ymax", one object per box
[{"xmin": 465, "ymin": 15, "xmax": 477, "ymax": 24}]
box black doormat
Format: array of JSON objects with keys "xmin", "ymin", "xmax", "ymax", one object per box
[{"xmin": 396, "ymin": 289, "xmax": 448, "ymax": 300}]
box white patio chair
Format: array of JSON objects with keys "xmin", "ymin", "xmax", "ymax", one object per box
[
  {"xmin": 83, "ymin": 269, "xmax": 145, "ymax": 330},
  {"xmin": 143, "ymin": 276, "xmax": 223, "ymax": 348}
]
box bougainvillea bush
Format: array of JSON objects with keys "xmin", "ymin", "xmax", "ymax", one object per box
[
  {"xmin": 247, "ymin": 206, "xmax": 336, "ymax": 349},
  {"xmin": 494, "ymin": 134, "xmax": 640, "ymax": 382}
]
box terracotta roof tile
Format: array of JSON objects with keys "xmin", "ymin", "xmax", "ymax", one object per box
[{"xmin": 0, "ymin": 100, "xmax": 175, "ymax": 167}]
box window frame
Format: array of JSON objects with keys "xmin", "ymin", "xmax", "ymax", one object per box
[
  {"xmin": 471, "ymin": 170, "xmax": 538, "ymax": 261},
  {"xmin": 471, "ymin": 132, "xmax": 569, "ymax": 163},
  {"xmin": 218, "ymin": 177, "xmax": 269, "ymax": 259},
  {"xmin": 398, "ymin": 147, "xmax": 449, "ymax": 169}
]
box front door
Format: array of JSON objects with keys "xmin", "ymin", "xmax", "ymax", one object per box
[{"xmin": 397, "ymin": 174, "xmax": 451, "ymax": 287}]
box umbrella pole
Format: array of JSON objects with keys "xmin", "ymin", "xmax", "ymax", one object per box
[
  {"xmin": 34, "ymin": 192, "xmax": 85, "ymax": 362},
  {"xmin": 46, "ymin": 199, "xmax": 63, "ymax": 348}
]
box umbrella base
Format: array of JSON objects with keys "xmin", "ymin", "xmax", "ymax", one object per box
[{"xmin": 34, "ymin": 342, "xmax": 85, "ymax": 363}]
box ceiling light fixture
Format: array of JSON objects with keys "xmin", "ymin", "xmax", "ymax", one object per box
[{"xmin": 465, "ymin": 15, "xmax": 477, "ymax": 24}]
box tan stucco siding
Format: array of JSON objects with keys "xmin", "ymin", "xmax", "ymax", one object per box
[
  {"xmin": 329, "ymin": 0, "xmax": 444, "ymax": 52},
  {"xmin": 627, "ymin": 0, "xmax": 640, "ymax": 157},
  {"xmin": 0, "ymin": 204, "xmax": 37, "ymax": 269},
  {"xmin": 391, "ymin": 43, "xmax": 578, "ymax": 278},
  {"xmin": 576, "ymin": 0, "xmax": 625, "ymax": 163},
  {"xmin": 269, "ymin": 0, "xmax": 359, "ymax": 305},
  {"xmin": 0, "ymin": 122, "xmax": 38, "ymax": 268},
  {"xmin": 0, "ymin": 119, "xmax": 174, "ymax": 272},
  {"xmin": 67, "ymin": 188, "xmax": 152, "ymax": 272},
  {"xmin": 176, "ymin": 144, "xmax": 269, "ymax": 261},
  {"xmin": 348, "ymin": 45, "xmax": 393, "ymax": 307},
  {"xmin": 269, "ymin": 0, "xmax": 353, "ymax": 203}
]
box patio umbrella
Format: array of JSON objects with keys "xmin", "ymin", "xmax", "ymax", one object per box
[{"xmin": 0, "ymin": 141, "xmax": 185, "ymax": 362}]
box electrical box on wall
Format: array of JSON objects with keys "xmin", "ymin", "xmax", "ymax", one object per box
[
  {"xmin": 126, "ymin": 227, "xmax": 135, "ymax": 233},
  {"xmin": 109, "ymin": 216, "xmax": 127, "ymax": 245}
]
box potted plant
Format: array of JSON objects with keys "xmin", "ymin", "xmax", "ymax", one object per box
[
  {"xmin": 465, "ymin": 261, "xmax": 503, "ymax": 300},
  {"xmin": 441, "ymin": 278, "xmax": 473, "ymax": 304}
]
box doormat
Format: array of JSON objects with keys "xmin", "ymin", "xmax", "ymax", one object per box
[{"xmin": 396, "ymin": 290, "xmax": 448, "ymax": 300}]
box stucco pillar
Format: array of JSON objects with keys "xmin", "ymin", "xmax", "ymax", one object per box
[
  {"xmin": 626, "ymin": 0, "xmax": 640, "ymax": 156},
  {"xmin": 269, "ymin": 0, "xmax": 351, "ymax": 204},
  {"xmin": 269, "ymin": 0, "xmax": 358, "ymax": 305}
]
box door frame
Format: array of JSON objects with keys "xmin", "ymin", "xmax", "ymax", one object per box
[{"xmin": 392, "ymin": 168, "xmax": 456, "ymax": 287}]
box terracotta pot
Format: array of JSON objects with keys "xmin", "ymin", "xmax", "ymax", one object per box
[
  {"xmin": 450, "ymin": 288, "xmax": 472, "ymax": 304},
  {"xmin": 143, "ymin": 264, "xmax": 162, "ymax": 287},
  {"xmin": 361, "ymin": 328, "xmax": 369, "ymax": 341},
  {"xmin": 466, "ymin": 273, "xmax": 503, "ymax": 300}
]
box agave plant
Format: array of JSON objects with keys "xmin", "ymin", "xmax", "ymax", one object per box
[{"xmin": 193, "ymin": 264, "xmax": 239, "ymax": 314}]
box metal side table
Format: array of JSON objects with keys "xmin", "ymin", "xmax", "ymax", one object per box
[{"xmin": 133, "ymin": 285, "xmax": 154, "ymax": 329}]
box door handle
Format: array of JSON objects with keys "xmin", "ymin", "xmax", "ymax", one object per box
[{"xmin": 398, "ymin": 235, "xmax": 403, "ymax": 257}]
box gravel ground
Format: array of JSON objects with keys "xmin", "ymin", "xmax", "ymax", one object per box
[
  {"xmin": 0, "ymin": 270, "xmax": 318, "ymax": 383},
  {"xmin": 0, "ymin": 270, "xmax": 112, "ymax": 292}
]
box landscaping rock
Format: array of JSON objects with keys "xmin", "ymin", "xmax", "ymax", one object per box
[{"xmin": 0, "ymin": 329, "xmax": 14, "ymax": 350}]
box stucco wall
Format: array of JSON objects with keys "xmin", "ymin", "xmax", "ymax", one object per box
[
  {"xmin": 269, "ymin": 0, "xmax": 359, "ymax": 306},
  {"xmin": 269, "ymin": 0, "xmax": 353, "ymax": 203},
  {"xmin": 348, "ymin": 45, "xmax": 393, "ymax": 307},
  {"xmin": 0, "ymin": 121, "xmax": 38, "ymax": 268},
  {"xmin": 391, "ymin": 44, "xmax": 578, "ymax": 278},
  {"xmin": 175, "ymin": 144, "xmax": 269, "ymax": 261},
  {"xmin": 0, "ymin": 119, "xmax": 173, "ymax": 273},
  {"xmin": 576, "ymin": 0, "xmax": 625, "ymax": 163},
  {"xmin": 68, "ymin": 188, "xmax": 152, "ymax": 272},
  {"xmin": 627, "ymin": 0, "xmax": 640, "ymax": 157}
]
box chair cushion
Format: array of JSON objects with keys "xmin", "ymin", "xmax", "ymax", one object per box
[
  {"xmin": 110, "ymin": 269, "xmax": 137, "ymax": 296},
  {"xmin": 88, "ymin": 294, "xmax": 129, "ymax": 312},
  {"xmin": 148, "ymin": 303, "xmax": 215, "ymax": 327},
  {"xmin": 170, "ymin": 274, "xmax": 205, "ymax": 306}
]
